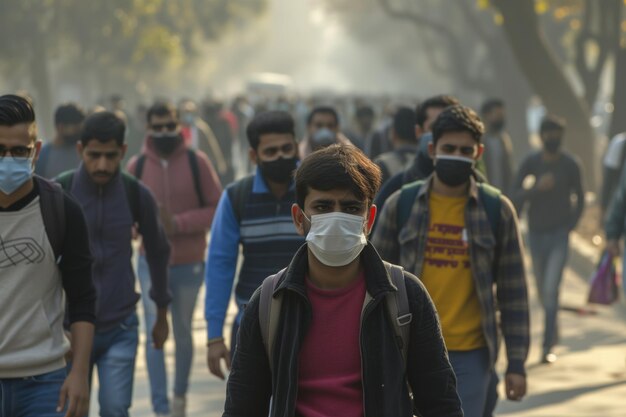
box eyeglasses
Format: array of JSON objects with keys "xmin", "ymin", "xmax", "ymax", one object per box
[
  {"xmin": 0, "ymin": 145, "xmax": 34, "ymax": 159},
  {"xmin": 150, "ymin": 122, "xmax": 178, "ymax": 132}
]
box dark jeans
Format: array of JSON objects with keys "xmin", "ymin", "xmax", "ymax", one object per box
[{"xmin": 0, "ymin": 368, "xmax": 67, "ymax": 417}]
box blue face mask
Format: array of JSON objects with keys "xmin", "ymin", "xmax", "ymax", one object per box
[{"xmin": 0, "ymin": 157, "xmax": 34, "ymax": 195}]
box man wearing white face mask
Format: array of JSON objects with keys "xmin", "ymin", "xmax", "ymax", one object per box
[
  {"xmin": 373, "ymin": 105, "xmax": 529, "ymax": 417},
  {"xmin": 0, "ymin": 94, "xmax": 96, "ymax": 417},
  {"xmin": 222, "ymin": 144, "xmax": 462, "ymax": 417}
]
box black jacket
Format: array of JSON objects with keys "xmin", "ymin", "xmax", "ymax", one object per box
[{"xmin": 223, "ymin": 244, "xmax": 462, "ymax": 417}]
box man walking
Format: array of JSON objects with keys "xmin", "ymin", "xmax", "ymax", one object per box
[
  {"xmin": 205, "ymin": 111, "xmax": 304, "ymax": 379},
  {"xmin": 0, "ymin": 94, "xmax": 95, "ymax": 417},
  {"xmin": 127, "ymin": 101, "xmax": 222, "ymax": 417},
  {"xmin": 512, "ymin": 115, "xmax": 584, "ymax": 364},
  {"xmin": 480, "ymin": 99, "xmax": 514, "ymax": 194},
  {"xmin": 373, "ymin": 105, "xmax": 529, "ymax": 416},
  {"xmin": 223, "ymin": 144, "xmax": 462, "ymax": 417},
  {"xmin": 58, "ymin": 110, "xmax": 172, "ymax": 416}
]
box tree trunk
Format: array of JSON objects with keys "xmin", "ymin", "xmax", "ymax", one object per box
[
  {"xmin": 610, "ymin": 45, "xmax": 626, "ymax": 138},
  {"xmin": 494, "ymin": 0, "xmax": 597, "ymax": 189},
  {"xmin": 29, "ymin": 29, "xmax": 54, "ymax": 140}
]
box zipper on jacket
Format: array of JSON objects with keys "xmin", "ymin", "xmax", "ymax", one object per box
[
  {"xmin": 161, "ymin": 159, "xmax": 170, "ymax": 212},
  {"xmin": 359, "ymin": 294, "xmax": 380, "ymax": 417}
]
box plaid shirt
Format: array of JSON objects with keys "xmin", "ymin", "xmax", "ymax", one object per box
[{"xmin": 372, "ymin": 176, "xmax": 529, "ymax": 375}]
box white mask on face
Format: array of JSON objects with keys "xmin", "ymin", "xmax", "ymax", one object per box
[{"xmin": 303, "ymin": 211, "xmax": 368, "ymax": 267}]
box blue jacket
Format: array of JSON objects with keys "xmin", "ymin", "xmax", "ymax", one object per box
[
  {"xmin": 205, "ymin": 168, "xmax": 304, "ymax": 339},
  {"xmin": 66, "ymin": 165, "xmax": 171, "ymax": 330}
]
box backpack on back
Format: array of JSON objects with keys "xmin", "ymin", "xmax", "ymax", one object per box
[
  {"xmin": 55, "ymin": 170, "xmax": 141, "ymax": 226},
  {"xmin": 257, "ymin": 262, "xmax": 412, "ymax": 373},
  {"xmin": 36, "ymin": 175, "xmax": 66, "ymax": 262},
  {"xmin": 134, "ymin": 149, "xmax": 206, "ymax": 207},
  {"xmin": 226, "ymin": 175, "xmax": 255, "ymax": 224},
  {"xmin": 396, "ymin": 180, "xmax": 501, "ymax": 237}
]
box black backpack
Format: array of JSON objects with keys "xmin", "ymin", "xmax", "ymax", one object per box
[
  {"xmin": 134, "ymin": 150, "xmax": 206, "ymax": 207},
  {"xmin": 35, "ymin": 175, "xmax": 67, "ymax": 262},
  {"xmin": 55, "ymin": 169, "xmax": 141, "ymax": 226},
  {"xmin": 225, "ymin": 175, "xmax": 255, "ymax": 223}
]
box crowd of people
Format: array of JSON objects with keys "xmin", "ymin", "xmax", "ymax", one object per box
[{"xmin": 0, "ymin": 89, "xmax": 624, "ymax": 417}]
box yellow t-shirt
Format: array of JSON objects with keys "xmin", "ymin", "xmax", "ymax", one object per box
[{"xmin": 421, "ymin": 192, "xmax": 486, "ymax": 351}]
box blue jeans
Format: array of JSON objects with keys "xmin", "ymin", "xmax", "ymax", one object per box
[
  {"xmin": 90, "ymin": 312, "xmax": 139, "ymax": 417},
  {"xmin": 448, "ymin": 347, "xmax": 491, "ymax": 417},
  {"xmin": 528, "ymin": 228, "xmax": 569, "ymax": 354},
  {"xmin": 0, "ymin": 368, "xmax": 67, "ymax": 417},
  {"xmin": 137, "ymin": 256, "xmax": 204, "ymax": 414}
]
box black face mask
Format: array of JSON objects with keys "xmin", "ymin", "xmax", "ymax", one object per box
[
  {"xmin": 543, "ymin": 137, "xmax": 562, "ymax": 154},
  {"xmin": 490, "ymin": 119, "xmax": 506, "ymax": 132},
  {"xmin": 259, "ymin": 157, "xmax": 298, "ymax": 184},
  {"xmin": 62, "ymin": 133, "xmax": 81, "ymax": 145},
  {"xmin": 152, "ymin": 133, "xmax": 182, "ymax": 156},
  {"xmin": 435, "ymin": 155, "xmax": 474, "ymax": 187}
]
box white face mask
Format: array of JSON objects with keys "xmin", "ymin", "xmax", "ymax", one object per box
[{"xmin": 303, "ymin": 211, "xmax": 368, "ymax": 267}]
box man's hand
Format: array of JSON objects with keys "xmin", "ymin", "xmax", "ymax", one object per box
[
  {"xmin": 607, "ymin": 239, "xmax": 621, "ymax": 258},
  {"xmin": 159, "ymin": 206, "xmax": 177, "ymax": 236},
  {"xmin": 505, "ymin": 373, "xmax": 527, "ymax": 401},
  {"xmin": 536, "ymin": 173, "xmax": 555, "ymax": 192},
  {"xmin": 152, "ymin": 308, "xmax": 169, "ymax": 349},
  {"xmin": 207, "ymin": 340, "xmax": 231, "ymax": 380},
  {"xmin": 57, "ymin": 368, "xmax": 90, "ymax": 417}
]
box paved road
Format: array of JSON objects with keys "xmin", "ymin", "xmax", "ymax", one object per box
[{"xmin": 89, "ymin": 237, "xmax": 626, "ymax": 416}]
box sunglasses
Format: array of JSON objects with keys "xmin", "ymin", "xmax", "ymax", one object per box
[{"xmin": 150, "ymin": 122, "xmax": 178, "ymax": 132}]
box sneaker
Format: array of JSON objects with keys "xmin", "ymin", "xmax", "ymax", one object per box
[
  {"xmin": 541, "ymin": 352, "xmax": 557, "ymax": 364},
  {"xmin": 172, "ymin": 396, "xmax": 186, "ymax": 417}
]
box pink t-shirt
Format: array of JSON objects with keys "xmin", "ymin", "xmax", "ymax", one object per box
[{"xmin": 296, "ymin": 271, "xmax": 366, "ymax": 417}]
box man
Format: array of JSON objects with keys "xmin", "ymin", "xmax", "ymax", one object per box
[
  {"xmin": 480, "ymin": 99, "xmax": 515, "ymax": 194},
  {"xmin": 298, "ymin": 106, "xmax": 352, "ymax": 158},
  {"xmin": 0, "ymin": 94, "xmax": 95, "ymax": 417},
  {"xmin": 512, "ymin": 115, "xmax": 584, "ymax": 364},
  {"xmin": 600, "ymin": 131, "xmax": 626, "ymax": 221},
  {"xmin": 373, "ymin": 105, "xmax": 529, "ymax": 417},
  {"xmin": 205, "ymin": 111, "xmax": 305, "ymax": 379},
  {"xmin": 345, "ymin": 104, "xmax": 376, "ymax": 153},
  {"xmin": 127, "ymin": 102, "xmax": 222, "ymax": 417},
  {"xmin": 374, "ymin": 95, "xmax": 460, "ymax": 213},
  {"xmin": 179, "ymin": 98, "xmax": 228, "ymax": 181},
  {"xmin": 223, "ymin": 144, "xmax": 462, "ymax": 417},
  {"xmin": 35, "ymin": 103, "xmax": 85, "ymax": 179},
  {"xmin": 59, "ymin": 111, "xmax": 172, "ymax": 416},
  {"xmin": 374, "ymin": 106, "xmax": 418, "ymax": 184}
]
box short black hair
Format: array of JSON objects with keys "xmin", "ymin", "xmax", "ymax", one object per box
[
  {"xmin": 480, "ymin": 98, "xmax": 505, "ymax": 116},
  {"xmin": 246, "ymin": 111, "xmax": 295, "ymax": 150},
  {"xmin": 146, "ymin": 101, "xmax": 178, "ymax": 124},
  {"xmin": 0, "ymin": 94, "xmax": 36, "ymax": 126},
  {"xmin": 81, "ymin": 111, "xmax": 126, "ymax": 146},
  {"xmin": 540, "ymin": 115, "xmax": 566, "ymax": 134},
  {"xmin": 415, "ymin": 95, "xmax": 459, "ymax": 128},
  {"xmin": 393, "ymin": 107, "xmax": 417, "ymax": 143},
  {"xmin": 295, "ymin": 144, "xmax": 381, "ymax": 209},
  {"xmin": 306, "ymin": 106, "xmax": 340, "ymax": 127},
  {"xmin": 54, "ymin": 103, "xmax": 86, "ymax": 126},
  {"xmin": 432, "ymin": 105, "xmax": 484, "ymax": 145}
]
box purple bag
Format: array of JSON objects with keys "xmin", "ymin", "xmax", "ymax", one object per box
[{"xmin": 587, "ymin": 251, "xmax": 619, "ymax": 305}]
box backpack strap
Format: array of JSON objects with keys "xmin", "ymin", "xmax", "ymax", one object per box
[
  {"xmin": 477, "ymin": 183, "xmax": 502, "ymax": 239},
  {"xmin": 121, "ymin": 172, "xmax": 141, "ymax": 225},
  {"xmin": 259, "ymin": 268, "xmax": 287, "ymax": 374},
  {"xmin": 396, "ymin": 180, "xmax": 424, "ymax": 231},
  {"xmin": 187, "ymin": 149, "xmax": 206, "ymax": 207},
  {"xmin": 55, "ymin": 170, "xmax": 75, "ymax": 192},
  {"xmin": 226, "ymin": 175, "xmax": 255, "ymax": 224},
  {"xmin": 383, "ymin": 262, "xmax": 412, "ymax": 366},
  {"xmin": 36, "ymin": 175, "xmax": 66, "ymax": 262},
  {"xmin": 134, "ymin": 154, "xmax": 147, "ymax": 180}
]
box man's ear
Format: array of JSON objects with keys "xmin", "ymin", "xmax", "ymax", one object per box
[
  {"xmin": 249, "ymin": 148, "xmax": 258, "ymax": 165},
  {"xmin": 76, "ymin": 142, "xmax": 84, "ymax": 158},
  {"xmin": 32, "ymin": 140, "xmax": 43, "ymax": 165},
  {"xmin": 120, "ymin": 143, "xmax": 128, "ymax": 160},
  {"xmin": 428, "ymin": 141, "xmax": 435, "ymax": 160},
  {"xmin": 291, "ymin": 203, "xmax": 307, "ymax": 236},
  {"xmin": 365, "ymin": 205, "xmax": 377, "ymax": 235},
  {"xmin": 476, "ymin": 143, "xmax": 485, "ymax": 160}
]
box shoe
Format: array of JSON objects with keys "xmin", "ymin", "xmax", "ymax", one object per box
[
  {"xmin": 155, "ymin": 414, "xmax": 171, "ymax": 417},
  {"xmin": 172, "ymin": 396, "xmax": 186, "ymax": 417},
  {"xmin": 541, "ymin": 352, "xmax": 557, "ymax": 364}
]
